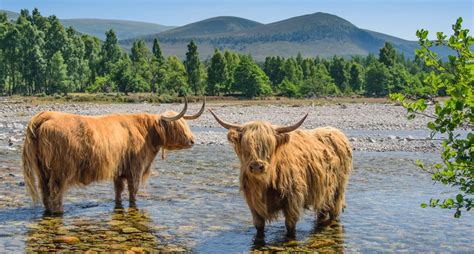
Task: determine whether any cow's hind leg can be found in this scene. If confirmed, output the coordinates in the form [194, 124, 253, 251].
[48, 178, 66, 214]
[127, 177, 139, 207]
[330, 185, 347, 221]
[114, 177, 126, 208]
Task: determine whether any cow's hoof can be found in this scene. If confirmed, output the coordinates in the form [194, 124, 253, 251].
[286, 231, 296, 239]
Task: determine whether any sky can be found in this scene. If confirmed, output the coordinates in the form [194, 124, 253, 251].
[1, 0, 472, 40]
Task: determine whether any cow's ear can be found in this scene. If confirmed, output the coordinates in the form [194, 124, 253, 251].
[227, 129, 241, 144]
[276, 133, 289, 146]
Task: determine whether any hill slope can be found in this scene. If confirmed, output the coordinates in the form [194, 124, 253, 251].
[60, 19, 175, 40]
[0, 10, 175, 40]
[122, 12, 430, 60]
[1, 10, 19, 20]
[157, 16, 262, 39]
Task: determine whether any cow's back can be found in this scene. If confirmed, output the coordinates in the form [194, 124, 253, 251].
[33, 111, 134, 185]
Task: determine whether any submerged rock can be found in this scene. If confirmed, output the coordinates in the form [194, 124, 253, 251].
[53, 236, 80, 244]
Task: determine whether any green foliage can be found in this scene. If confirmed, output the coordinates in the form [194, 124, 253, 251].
[379, 42, 397, 67]
[365, 61, 391, 96]
[329, 56, 349, 92]
[278, 78, 299, 97]
[47, 51, 69, 95]
[300, 64, 339, 97]
[349, 62, 364, 93]
[390, 18, 473, 217]
[207, 49, 228, 96]
[184, 40, 202, 95]
[234, 56, 272, 98]
[86, 75, 114, 93]
[98, 29, 121, 75]
[162, 56, 189, 96]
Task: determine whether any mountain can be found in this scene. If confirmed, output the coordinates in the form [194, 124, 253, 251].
[1, 10, 19, 20]
[122, 12, 438, 60]
[157, 16, 262, 39]
[0, 10, 175, 40]
[60, 19, 175, 40]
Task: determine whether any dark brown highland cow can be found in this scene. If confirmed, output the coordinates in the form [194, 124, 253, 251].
[210, 110, 352, 237]
[22, 98, 204, 214]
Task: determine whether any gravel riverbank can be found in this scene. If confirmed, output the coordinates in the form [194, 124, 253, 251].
[0, 101, 441, 153]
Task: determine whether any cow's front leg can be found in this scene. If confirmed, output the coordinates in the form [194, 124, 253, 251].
[114, 177, 125, 208]
[127, 177, 139, 207]
[283, 208, 298, 238]
[251, 209, 265, 238]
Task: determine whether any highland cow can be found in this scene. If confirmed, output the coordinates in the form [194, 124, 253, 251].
[210, 110, 352, 237]
[22, 98, 204, 214]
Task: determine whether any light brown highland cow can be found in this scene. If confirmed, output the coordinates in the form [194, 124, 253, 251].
[22, 98, 204, 214]
[210, 110, 352, 237]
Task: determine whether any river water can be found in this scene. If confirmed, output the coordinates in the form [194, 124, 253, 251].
[0, 142, 473, 252]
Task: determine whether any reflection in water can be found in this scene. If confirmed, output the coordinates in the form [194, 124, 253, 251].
[251, 221, 345, 252]
[25, 208, 184, 252]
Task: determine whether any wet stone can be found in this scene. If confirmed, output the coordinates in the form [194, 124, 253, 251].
[53, 236, 80, 244]
[121, 227, 141, 234]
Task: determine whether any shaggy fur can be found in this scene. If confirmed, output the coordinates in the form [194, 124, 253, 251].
[226, 121, 352, 237]
[22, 110, 195, 214]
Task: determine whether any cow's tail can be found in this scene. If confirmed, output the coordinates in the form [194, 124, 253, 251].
[22, 113, 46, 204]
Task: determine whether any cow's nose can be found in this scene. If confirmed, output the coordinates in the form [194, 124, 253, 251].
[189, 140, 195, 146]
[249, 162, 264, 173]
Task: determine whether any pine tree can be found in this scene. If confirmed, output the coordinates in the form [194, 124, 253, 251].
[365, 62, 391, 96]
[329, 56, 349, 92]
[152, 38, 164, 64]
[99, 29, 121, 76]
[207, 49, 227, 96]
[184, 40, 202, 95]
[47, 51, 69, 95]
[379, 42, 397, 67]
[349, 62, 363, 93]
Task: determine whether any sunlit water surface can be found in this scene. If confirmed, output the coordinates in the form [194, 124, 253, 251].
[0, 144, 472, 253]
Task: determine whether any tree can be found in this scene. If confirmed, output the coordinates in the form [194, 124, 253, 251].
[329, 56, 349, 92]
[278, 78, 299, 97]
[365, 62, 391, 96]
[349, 62, 364, 93]
[163, 56, 188, 96]
[47, 51, 69, 95]
[379, 42, 397, 67]
[130, 39, 152, 90]
[391, 18, 473, 217]
[152, 38, 164, 64]
[223, 50, 240, 94]
[233, 56, 272, 98]
[99, 29, 121, 76]
[207, 49, 228, 96]
[184, 40, 202, 95]
[112, 54, 147, 95]
[300, 64, 339, 97]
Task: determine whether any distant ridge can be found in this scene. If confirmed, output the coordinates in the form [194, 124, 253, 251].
[121, 12, 429, 59]
[0, 10, 175, 40]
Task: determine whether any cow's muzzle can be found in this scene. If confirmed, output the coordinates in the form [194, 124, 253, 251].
[249, 161, 265, 173]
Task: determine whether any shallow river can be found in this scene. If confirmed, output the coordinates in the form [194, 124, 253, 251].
[0, 143, 472, 252]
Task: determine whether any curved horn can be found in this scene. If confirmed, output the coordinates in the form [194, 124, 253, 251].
[183, 97, 206, 120]
[275, 113, 308, 133]
[209, 109, 241, 130]
[160, 97, 188, 122]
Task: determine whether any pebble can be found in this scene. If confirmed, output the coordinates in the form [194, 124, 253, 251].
[53, 236, 80, 244]
[121, 227, 141, 234]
